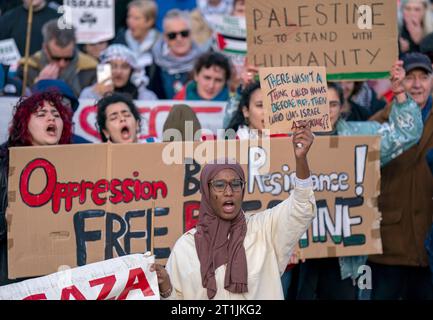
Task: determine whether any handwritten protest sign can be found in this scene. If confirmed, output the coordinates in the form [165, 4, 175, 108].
[0, 254, 159, 300]
[246, 0, 398, 81]
[259, 66, 330, 133]
[61, 0, 115, 44]
[7, 137, 381, 278]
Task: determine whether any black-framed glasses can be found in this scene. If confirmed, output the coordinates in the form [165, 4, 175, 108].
[46, 44, 74, 62]
[166, 30, 190, 40]
[209, 179, 245, 193]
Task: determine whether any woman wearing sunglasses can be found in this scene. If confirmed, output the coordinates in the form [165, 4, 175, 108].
[152, 9, 205, 99]
[150, 127, 316, 300]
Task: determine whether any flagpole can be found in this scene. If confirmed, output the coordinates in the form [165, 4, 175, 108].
[22, 0, 34, 96]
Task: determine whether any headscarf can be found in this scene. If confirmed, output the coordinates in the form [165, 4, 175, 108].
[99, 44, 149, 88]
[162, 104, 202, 142]
[194, 160, 248, 299]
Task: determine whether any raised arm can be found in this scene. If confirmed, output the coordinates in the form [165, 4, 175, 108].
[248, 127, 317, 273]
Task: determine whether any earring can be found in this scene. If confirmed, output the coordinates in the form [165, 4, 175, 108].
[245, 117, 250, 126]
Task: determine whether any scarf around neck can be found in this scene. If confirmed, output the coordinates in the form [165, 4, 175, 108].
[185, 81, 229, 101]
[152, 38, 204, 75]
[194, 160, 248, 299]
[125, 28, 159, 69]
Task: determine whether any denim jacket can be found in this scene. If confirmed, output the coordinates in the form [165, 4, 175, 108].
[337, 95, 423, 280]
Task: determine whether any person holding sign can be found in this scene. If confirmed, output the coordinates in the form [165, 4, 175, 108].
[0, 91, 73, 285]
[367, 52, 433, 300]
[150, 127, 316, 299]
[297, 60, 423, 300]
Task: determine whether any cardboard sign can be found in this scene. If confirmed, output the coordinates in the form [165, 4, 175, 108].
[0, 39, 21, 70]
[0, 98, 225, 144]
[259, 66, 330, 133]
[246, 0, 398, 81]
[7, 137, 381, 278]
[62, 0, 115, 44]
[0, 254, 159, 300]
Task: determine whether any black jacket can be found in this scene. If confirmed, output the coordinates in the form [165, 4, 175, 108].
[0, 4, 60, 56]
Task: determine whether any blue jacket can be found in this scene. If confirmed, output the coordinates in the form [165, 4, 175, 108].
[336, 95, 423, 280]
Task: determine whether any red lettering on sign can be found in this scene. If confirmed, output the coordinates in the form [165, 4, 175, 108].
[23, 293, 48, 300]
[20, 159, 168, 214]
[20, 158, 57, 208]
[78, 104, 223, 141]
[89, 275, 117, 300]
[184, 201, 200, 232]
[117, 268, 154, 300]
[60, 285, 87, 300]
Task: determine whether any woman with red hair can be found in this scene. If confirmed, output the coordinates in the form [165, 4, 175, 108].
[0, 91, 73, 285]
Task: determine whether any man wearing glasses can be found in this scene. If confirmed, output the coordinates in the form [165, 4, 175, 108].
[17, 19, 97, 96]
[152, 9, 205, 99]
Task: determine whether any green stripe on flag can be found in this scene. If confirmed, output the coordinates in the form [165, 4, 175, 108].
[327, 72, 390, 81]
[223, 48, 247, 55]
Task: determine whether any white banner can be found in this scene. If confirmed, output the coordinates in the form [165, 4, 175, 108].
[0, 254, 159, 300]
[62, 0, 115, 44]
[0, 98, 226, 144]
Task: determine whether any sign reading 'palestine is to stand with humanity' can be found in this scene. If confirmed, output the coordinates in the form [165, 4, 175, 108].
[246, 0, 398, 81]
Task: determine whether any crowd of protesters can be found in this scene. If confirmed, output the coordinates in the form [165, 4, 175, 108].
[0, 0, 432, 301]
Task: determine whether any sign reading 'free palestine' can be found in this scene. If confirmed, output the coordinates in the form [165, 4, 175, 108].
[259, 66, 331, 134]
